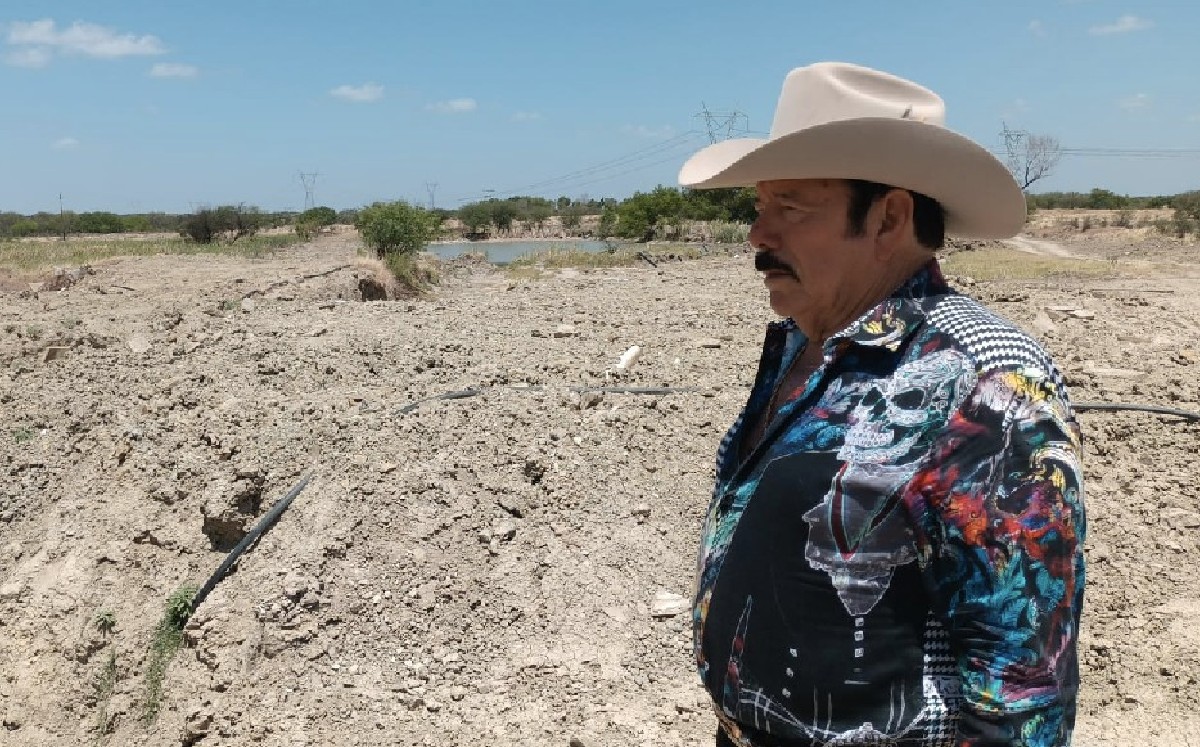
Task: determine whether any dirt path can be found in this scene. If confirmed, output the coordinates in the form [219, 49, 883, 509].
[0, 233, 1198, 746]
[1005, 235, 1074, 257]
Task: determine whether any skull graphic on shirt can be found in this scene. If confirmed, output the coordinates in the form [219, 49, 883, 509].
[803, 349, 975, 616]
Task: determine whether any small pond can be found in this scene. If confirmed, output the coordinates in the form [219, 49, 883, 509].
[424, 240, 623, 265]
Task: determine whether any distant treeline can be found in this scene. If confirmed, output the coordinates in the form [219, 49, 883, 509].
[0, 188, 755, 241]
[1026, 189, 1182, 210]
[0, 208, 359, 239]
[5, 186, 1196, 240]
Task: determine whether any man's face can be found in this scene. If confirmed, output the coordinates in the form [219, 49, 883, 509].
[748, 179, 877, 335]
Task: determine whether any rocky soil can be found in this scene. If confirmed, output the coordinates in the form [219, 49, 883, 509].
[0, 234, 1197, 746]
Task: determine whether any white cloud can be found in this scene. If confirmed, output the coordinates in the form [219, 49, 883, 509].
[621, 124, 675, 138]
[426, 98, 477, 113]
[52, 137, 79, 149]
[1119, 93, 1150, 110]
[1089, 15, 1153, 35]
[330, 83, 384, 103]
[511, 111, 542, 122]
[1029, 19, 1047, 37]
[4, 46, 51, 67]
[149, 62, 198, 78]
[4, 19, 165, 66]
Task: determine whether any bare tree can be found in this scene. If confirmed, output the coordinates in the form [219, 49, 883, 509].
[1000, 123, 1063, 190]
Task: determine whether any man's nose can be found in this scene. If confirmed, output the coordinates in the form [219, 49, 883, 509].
[749, 215, 775, 252]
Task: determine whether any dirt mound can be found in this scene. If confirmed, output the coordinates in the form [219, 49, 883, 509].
[0, 233, 1197, 745]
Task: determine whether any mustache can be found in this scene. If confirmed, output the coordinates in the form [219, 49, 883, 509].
[754, 252, 795, 276]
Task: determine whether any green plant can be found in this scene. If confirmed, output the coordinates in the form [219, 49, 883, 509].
[355, 201, 442, 258]
[382, 252, 439, 293]
[710, 221, 750, 244]
[94, 647, 118, 738]
[298, 206, 337, 226]
[294, 218, 319, 241]
[24, 324, 43, 340]
[95, 610, 117, 636]
[141, 584, 196, 724]
[12, 426, 34, 443]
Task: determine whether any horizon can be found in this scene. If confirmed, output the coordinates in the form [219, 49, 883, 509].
[3, 0, 1199, 215]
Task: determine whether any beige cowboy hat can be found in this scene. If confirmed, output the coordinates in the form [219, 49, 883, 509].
[678, 62, 1026, 239]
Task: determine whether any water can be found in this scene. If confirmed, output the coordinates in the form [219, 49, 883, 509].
[424, 239, 620, 265]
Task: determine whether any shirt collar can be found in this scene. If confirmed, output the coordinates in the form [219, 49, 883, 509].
[829, 258, 949, 352]
[766, 259, 950, 355]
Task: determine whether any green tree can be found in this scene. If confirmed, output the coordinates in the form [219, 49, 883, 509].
[355, 201, 442, 258]
[300, 206, 338, 226]
[457, 202, 493, 236]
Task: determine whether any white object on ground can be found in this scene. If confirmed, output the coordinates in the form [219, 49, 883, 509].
[615, 345, 642, 371]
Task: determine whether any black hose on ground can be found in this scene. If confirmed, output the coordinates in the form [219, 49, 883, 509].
[1075, 402, 1200, 422]
[397, 385, 701, 415]
[189, 474, 313, 617]
[397, 386, 1200, 424]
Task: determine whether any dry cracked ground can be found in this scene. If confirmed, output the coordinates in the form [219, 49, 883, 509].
[1, 231, 1198, 746]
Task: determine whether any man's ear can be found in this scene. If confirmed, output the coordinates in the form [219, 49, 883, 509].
[874, 189, 914, 257]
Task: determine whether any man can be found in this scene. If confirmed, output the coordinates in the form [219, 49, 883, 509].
[678, 62, 1086, 747]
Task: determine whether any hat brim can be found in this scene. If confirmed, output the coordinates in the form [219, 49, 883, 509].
[678, 118, 1026, 239]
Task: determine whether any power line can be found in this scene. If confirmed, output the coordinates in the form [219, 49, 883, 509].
[298, 171, 320, 210]
[695, 102, 749, 143]
[450, 130, 708, 203]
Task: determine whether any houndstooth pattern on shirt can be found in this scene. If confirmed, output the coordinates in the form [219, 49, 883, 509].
[927, 294, 1073, 428]
[920, 614, 961, 747]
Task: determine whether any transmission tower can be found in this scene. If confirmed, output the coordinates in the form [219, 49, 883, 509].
[425, 181, 439, 210]
[298, 171, 320, 210]
[694, 102, 749, 143]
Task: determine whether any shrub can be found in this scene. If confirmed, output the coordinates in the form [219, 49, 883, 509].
[382, 251, 439, 292]
[299, 206, 337, 226]
[710, 221, 750, 244]
[181, 204, 262, 244]
[294, 218, 319, 241]
[355, 201, 441, 258]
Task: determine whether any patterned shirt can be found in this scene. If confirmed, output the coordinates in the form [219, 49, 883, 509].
[696, 260, 1086, 747]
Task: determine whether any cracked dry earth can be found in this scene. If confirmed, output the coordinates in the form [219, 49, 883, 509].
[1, 233, 1198, 746]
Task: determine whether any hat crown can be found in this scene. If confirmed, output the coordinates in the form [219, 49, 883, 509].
[770, 62, 946, 139]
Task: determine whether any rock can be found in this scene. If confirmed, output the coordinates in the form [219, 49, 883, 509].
[552, 324, 579, 338]
[569, 738, 588, 747]
[631, 503, 652, 519]
[127, 334, 151, 354]
[1030, 311, 1056, 336]
[0, 581, 24, 600]
[693, 337, 723, 349]
[448, 686, 468, 702]
[1162, 509, 1200, 530]
[492, 520, 517, 542]
[651, 591, 689, 618]
[1067, 308, 1095, 319]
[240, 298, 255, 313]
[602, 606, 629, 624]
[42, 346, 69, 362]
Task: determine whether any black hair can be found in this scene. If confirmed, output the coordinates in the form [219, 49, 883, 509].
[845, 179, 945, 250]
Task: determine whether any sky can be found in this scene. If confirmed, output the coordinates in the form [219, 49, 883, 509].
[1, 0, 1198, 215]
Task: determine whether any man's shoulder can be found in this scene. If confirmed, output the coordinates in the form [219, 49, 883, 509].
[916, 291, 1064, 385]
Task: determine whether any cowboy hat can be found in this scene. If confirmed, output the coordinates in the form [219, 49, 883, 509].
[678, 62, 1026, 239]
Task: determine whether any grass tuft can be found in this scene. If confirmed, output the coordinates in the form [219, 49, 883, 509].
[0, 234, 303, 271]
[141, 584, 197, 724]
[941, 247, 1125, 282]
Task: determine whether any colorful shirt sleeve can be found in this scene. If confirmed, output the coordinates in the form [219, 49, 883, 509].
[902, 368, 1086, 747]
